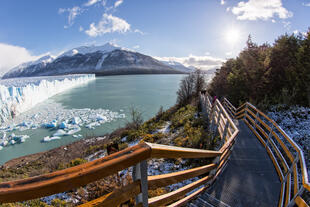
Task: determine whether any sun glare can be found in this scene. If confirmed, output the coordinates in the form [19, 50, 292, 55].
[225, 28, 240, 45]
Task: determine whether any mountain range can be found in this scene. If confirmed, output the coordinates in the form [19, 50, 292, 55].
[2, 43, 195, 79]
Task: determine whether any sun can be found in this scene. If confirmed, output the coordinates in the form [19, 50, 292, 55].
[225, 28, 240, 45]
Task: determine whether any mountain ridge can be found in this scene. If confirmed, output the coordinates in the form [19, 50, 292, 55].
[2, 43, 193, 79]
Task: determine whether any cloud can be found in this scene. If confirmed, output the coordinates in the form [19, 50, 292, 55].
[79, 26, 84, 31]
[59, 6, 83, 27]
[221, 0, 225, 5]
[133, 45, 140, 49]
[231, 0, 293, 21]
[134, 29, 145, 35]
[84, 0, 101, 6]
[85, 13, 130, 37]
[155, 55, 225, 70]
[302, 2, 310, 6]
[114, 0, 123, 8]
[0, 43, 41, 76]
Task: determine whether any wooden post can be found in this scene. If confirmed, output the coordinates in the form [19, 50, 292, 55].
[133, 160, 148, 207]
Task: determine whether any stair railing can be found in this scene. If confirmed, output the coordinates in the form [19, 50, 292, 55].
[223, 98, 310, 207]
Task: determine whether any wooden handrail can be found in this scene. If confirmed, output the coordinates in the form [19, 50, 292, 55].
[145, 142, 222, 159]
[0, 143, 152, 203]
[148, 175, 213, 207]
[148, 163, 216, 189]
[78, 180, 141, 207]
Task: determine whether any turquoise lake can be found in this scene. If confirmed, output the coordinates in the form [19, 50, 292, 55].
[0, 74, 212, 165]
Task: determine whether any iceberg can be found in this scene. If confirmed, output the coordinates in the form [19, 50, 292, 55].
[44, 120, 57, 128]
[59, 121, 68, 129]
[0, 74, 95, 124]
[53, 129, 67, 137]
[43, 136, 61, 142]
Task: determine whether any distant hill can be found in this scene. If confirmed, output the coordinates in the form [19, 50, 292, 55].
[2, 43, 194, 79]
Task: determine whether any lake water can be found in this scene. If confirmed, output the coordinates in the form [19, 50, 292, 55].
[0, 74, 212, 165]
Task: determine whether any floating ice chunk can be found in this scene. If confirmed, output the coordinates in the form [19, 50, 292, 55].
[96, 114, 107, 122]
[72, 134, 82, 138]
[0, 146, 3, 150]
[53, 129, 67, 136]
[59, 121, 68, 129]
[66, 126, 81, 135]
[85, 122, 100, 129]
[2, 140, 8, 147]
[44, 120, 57, 128]
[71, 117, 81, 125]
[10, 140, 16, 145]
[43, 136, 61, 142]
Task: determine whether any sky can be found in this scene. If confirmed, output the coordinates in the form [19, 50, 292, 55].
[0, 0, 309, 75]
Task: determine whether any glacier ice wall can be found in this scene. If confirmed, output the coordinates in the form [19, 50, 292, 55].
[0, 74, 95, 123]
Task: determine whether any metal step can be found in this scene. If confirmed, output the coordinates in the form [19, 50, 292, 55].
[190, 193, 231, 207]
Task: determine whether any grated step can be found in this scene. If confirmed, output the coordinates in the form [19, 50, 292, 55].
[199, 193, 231, 207]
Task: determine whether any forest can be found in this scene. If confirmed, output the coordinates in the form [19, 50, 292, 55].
[208, 29, 310, 108]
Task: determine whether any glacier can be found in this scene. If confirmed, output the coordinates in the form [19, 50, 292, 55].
[0, 74, 95, 123]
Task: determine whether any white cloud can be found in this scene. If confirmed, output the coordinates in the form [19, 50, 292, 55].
[225, 51, 233, 56]
[155, 55, 225, 70]
[0, 43, 41, 76]
[133, 45, 140, 49]
[302, 2, 310, 6]
[231, 0, 293, 21]
[221, 0, 225, 5]
[114, 0, 123, 8]
[134, 29, 145, 35]
[84, 0, 101, 6]
[85, 13, 130, 37]
[59, 6, 83, 27]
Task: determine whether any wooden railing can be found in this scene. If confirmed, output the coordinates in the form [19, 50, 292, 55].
[0, 94, 238, 207]
[223, 98, 310, 207]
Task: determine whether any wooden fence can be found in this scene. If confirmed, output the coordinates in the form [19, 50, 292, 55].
[0, 94, 238, 207]
[223, 98, 310, 207]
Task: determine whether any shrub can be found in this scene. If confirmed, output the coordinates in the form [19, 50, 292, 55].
[69, 158, 87, 167]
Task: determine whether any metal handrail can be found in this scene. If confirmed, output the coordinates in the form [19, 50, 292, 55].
[223, 98, 310, 207]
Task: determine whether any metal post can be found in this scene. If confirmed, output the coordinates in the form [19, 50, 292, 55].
[212, 107, 222, 139]
[222, 119, 229, 141]
[133, 160, 148, 207]
[265, 125, 274, 148]
[254, 112, 259, 129]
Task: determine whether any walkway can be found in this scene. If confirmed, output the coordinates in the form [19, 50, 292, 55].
[190, 120, 281, 207]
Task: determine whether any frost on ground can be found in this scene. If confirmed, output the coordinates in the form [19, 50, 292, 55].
[268, 105, 310, 176]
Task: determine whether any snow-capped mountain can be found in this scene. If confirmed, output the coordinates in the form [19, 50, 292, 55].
[58, 43, 121, 58]
[159, 60, 196, 73]
[2, 43, 191, 79]
[6, 55, 54, 77]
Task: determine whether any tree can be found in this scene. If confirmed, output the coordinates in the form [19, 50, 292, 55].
[176, 70, 206, 107]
